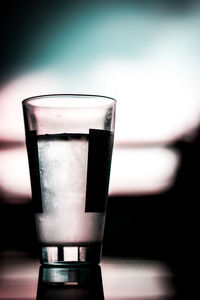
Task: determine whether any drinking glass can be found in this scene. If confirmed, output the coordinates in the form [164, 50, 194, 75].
[22, 94, 116, 264]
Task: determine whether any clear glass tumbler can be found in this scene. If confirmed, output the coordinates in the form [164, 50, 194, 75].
[22, 94, 116, 265]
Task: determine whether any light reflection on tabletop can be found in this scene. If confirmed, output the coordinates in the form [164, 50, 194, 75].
[0, 251, 174, 300]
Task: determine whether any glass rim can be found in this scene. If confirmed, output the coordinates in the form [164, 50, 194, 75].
[22, 93, 116, 108]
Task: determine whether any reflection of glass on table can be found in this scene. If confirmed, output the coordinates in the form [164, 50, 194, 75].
[0, 252, 175, 300]
[36, 265, 104, 300]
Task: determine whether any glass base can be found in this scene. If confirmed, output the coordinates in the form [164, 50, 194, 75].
[41, 244, 102, 265]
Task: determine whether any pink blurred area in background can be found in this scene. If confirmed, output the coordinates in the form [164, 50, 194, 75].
[1, 1, 200, 202]
[0, 68, 199, 201]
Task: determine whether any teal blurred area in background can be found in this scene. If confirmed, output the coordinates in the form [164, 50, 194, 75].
[1, 0, 200, 80]
[0, 0, 200, 141]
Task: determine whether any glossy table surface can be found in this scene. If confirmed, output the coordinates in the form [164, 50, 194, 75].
[0, 251, 175, 300]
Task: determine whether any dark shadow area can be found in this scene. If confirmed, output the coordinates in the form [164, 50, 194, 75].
[0, 201, 38, 256]
[103, 129, 199, 299]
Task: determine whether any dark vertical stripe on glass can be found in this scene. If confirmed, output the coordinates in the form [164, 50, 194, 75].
[85, 129, 114, 213]
[26, 130, 43, 213]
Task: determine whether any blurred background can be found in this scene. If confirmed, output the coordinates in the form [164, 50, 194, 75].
[0, 0, 199, 298]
